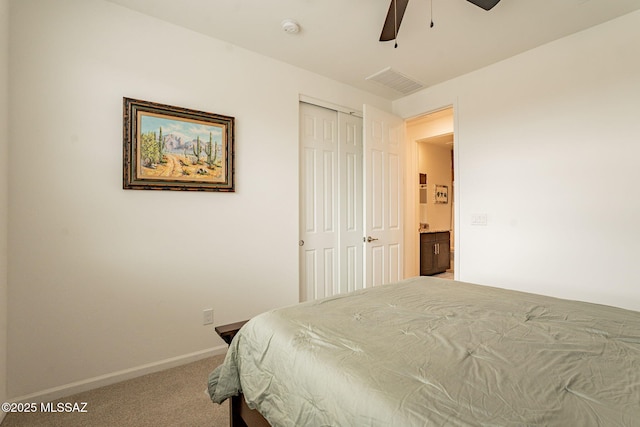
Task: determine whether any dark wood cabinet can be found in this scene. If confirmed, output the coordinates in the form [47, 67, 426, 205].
[420, 231, 450, 276]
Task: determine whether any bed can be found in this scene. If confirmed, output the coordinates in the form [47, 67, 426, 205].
[208, 276, 640, 426]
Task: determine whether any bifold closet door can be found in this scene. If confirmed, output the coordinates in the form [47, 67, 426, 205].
[299, 102, 363, 301]
[338, 111, 363, 295]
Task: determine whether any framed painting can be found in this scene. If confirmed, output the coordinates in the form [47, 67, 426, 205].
[434, 184, 448, 204]
[123, 97, 235, 192]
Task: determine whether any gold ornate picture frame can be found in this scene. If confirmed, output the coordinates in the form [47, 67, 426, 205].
[123, 98, 235, 192]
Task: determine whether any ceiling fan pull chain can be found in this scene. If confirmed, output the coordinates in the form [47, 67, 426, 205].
[394, 0, 399, 48]
[430, 0, 435, 28]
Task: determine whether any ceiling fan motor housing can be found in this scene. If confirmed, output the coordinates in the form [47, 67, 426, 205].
[466, 0, 501, 11]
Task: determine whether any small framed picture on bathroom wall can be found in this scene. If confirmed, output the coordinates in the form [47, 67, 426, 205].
[435, 185, 448, 204]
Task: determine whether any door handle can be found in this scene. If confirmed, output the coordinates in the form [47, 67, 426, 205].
[366, 236, 379, 243]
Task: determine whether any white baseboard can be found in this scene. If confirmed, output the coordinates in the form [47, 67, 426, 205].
[11, 345, 227, 404]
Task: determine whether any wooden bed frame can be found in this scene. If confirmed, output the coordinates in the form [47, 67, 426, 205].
[216, 321, 270, 427]
[229, 394, 270, 427]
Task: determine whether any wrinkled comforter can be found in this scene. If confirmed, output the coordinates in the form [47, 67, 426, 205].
[208, 276, 640, 426]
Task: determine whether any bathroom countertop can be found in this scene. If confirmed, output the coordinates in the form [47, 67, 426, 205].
[419, 229, 451, 234]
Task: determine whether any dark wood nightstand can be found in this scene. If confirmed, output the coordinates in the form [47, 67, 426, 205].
[215, 320, 249, 345]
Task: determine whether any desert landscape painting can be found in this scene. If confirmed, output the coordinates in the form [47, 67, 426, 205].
[136, 112, 226, 183]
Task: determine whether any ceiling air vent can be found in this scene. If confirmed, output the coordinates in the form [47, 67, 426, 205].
[365, 67, 424, 95]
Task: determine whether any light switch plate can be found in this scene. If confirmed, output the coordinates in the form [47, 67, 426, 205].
[203, 308, 214, 325]
[471, 213, 488, 226]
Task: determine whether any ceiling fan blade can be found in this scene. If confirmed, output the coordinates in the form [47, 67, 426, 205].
[466, 0, 501, 11]
[379, 0, 410, 42]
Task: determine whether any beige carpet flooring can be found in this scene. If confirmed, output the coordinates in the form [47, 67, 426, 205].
[1, 354, 229, 427]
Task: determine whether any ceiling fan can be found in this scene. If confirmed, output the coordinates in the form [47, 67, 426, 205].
[380, 0, 501, 43]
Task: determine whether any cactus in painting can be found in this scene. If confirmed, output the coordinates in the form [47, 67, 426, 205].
[205, 132, 218, 168]
[192, 136, 202, 164]
[204, 133, 212, 163]
[158, 127, 165, 163]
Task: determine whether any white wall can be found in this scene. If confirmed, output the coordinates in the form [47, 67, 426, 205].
[7, 0, 389, 399]
[0, 0, 9, 418]
[395, 10, 640, 312]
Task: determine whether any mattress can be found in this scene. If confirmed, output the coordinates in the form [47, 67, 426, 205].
[208, 276, 640, 426]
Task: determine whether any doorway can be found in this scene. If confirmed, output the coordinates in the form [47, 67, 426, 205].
[405, 107, 455, 279]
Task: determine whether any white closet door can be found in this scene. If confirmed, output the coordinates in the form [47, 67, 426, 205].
[299, 102, 363, 301]
[363, 104, 404, 287]
[339, 112, 363, 294]
[299, 103, 339, 301]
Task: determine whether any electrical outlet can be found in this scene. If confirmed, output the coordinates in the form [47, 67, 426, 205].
[203, 308, 214, 325]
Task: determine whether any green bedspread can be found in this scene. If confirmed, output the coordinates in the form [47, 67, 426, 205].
[208, 276, 640, 426]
